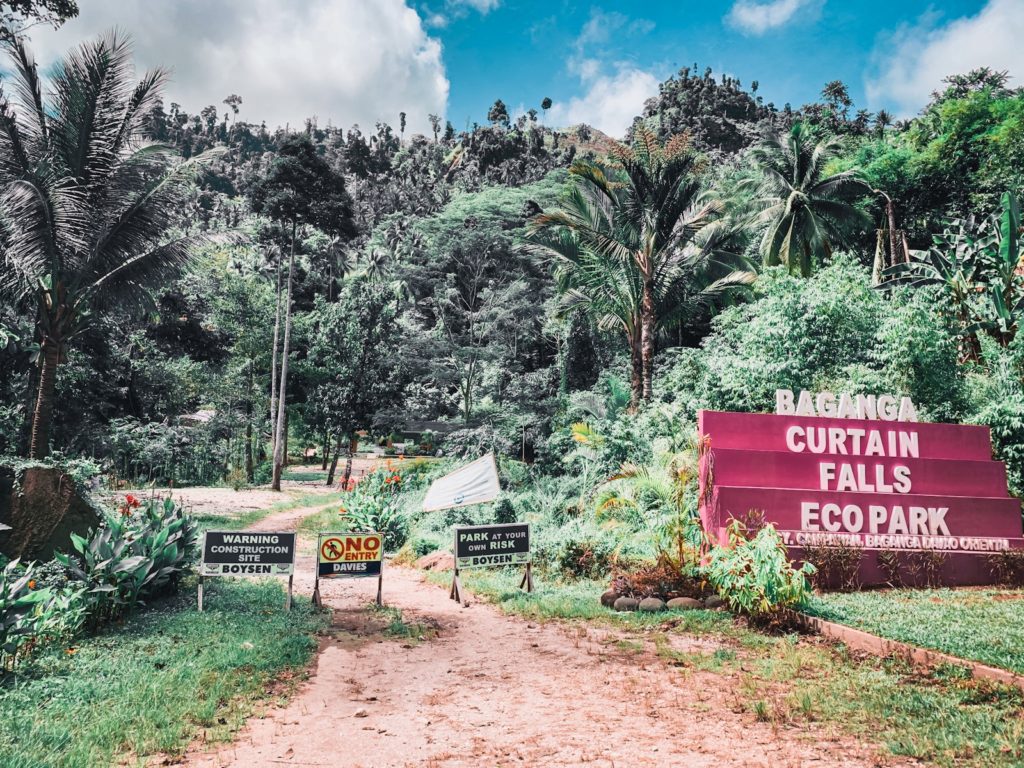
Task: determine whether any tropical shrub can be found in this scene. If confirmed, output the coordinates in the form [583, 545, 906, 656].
[337, 464, 413, 551]
[0, 560, 86, 669]
[704, 521, 815, 623]
[56, 497, 198, 626]
[610, 557, 712, 601]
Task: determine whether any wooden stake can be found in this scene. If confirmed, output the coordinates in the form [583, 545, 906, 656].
[376, 564, 383, 606]
[450, 567, 463, 603]
[286, 573, 293, 611]
[519, 562, 534, 593]
[198, 575, 205, 612]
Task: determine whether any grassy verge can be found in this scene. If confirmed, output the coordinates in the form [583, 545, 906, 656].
[429, 568, 738, 634]
[805, 587, 1024, 674]
[426, 568, 1024, 767]
[295, 499, 351, 536]
[191, 490, 344, 532]
[0, 578, 327, 768]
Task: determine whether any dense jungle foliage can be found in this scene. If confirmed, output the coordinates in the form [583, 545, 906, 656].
[1, 33, 1023, 536]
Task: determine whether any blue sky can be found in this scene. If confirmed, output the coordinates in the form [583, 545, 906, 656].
[27, 0, 1024, 137]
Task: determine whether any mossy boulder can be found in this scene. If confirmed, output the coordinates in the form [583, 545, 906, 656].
[0, 463, 103, 561]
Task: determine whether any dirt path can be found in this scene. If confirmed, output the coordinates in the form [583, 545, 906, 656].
[183, 504, 908, 768]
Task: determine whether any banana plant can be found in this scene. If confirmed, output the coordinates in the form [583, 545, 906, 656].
[884, 191, 1024, 352]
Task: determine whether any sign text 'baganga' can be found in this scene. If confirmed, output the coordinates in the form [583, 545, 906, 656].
[776, 388, 918, 422]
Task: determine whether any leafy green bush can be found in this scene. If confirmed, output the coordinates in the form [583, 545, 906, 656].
[0, 559, 85, 669]
[56, 497, 198, 627]
[704, 521, 815, 622]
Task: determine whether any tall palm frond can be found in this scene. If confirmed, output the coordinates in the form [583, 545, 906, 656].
[0, 32, 233, 458]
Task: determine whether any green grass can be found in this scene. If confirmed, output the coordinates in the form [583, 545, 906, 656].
[296, 500, 353, 536]
[425, 568, 1024, 767]
[0, 579, 328, 768]
[191, 490, 344, 533]
[428, 568, 740, 634]
[805, 588, 1024, 674]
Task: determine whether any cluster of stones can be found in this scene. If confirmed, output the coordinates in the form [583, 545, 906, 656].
[600, 590, 727, 612]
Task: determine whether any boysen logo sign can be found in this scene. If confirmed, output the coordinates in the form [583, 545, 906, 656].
[450, 523, 533, 602]
[313, 532, 384, 607]
[199, 531, 297, 610]
[698, 390, 1024, 586]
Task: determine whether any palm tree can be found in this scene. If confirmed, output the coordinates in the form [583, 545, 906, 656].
[524, 129, 754, 404]
[0, 33, 226, 459]
[745, 122, 870, 277]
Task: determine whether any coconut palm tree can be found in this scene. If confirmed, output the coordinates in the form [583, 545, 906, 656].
[0, 33, 227, 458]
[745, 122, 870, 277]
[524, 129, 754, 404]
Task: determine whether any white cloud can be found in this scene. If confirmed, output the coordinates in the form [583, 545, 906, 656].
[726, 0, 819, 36]
[448, 0, 500, 13]
[865, 0, 1024, 116]
[547, 66, 660, 138]
[26, 0, 449, 134]
[546, 10, 660, 138]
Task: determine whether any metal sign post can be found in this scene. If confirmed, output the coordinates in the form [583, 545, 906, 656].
[198, 531, 297, 612]
[314, 532, 385, 607]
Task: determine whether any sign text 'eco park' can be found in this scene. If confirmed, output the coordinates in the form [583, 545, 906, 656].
[698, 389, 1024, 585]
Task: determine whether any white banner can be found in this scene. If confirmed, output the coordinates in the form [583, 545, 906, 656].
[422, 453, 501, 512]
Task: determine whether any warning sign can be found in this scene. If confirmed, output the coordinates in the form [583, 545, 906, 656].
[316, 532, 383, 578]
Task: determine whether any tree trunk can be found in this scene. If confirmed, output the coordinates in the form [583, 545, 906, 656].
[326, 430, 344, 486]
[245, 363, 254, 483]
[271, 222, 297, 491]
[269, 255, 283, 457]
[886, 197, 900, 271]
[29, 342, 61, 460]
[629, 328, 643, 411]
[283, 409, 290, 467]
[640, 275, 656, 402]
[341, 437, 356, 488]
[321, 426, 330, 471]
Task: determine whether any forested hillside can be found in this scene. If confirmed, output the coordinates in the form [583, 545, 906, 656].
[2, 32, 1023, 496]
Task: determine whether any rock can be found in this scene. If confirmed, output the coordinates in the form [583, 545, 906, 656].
[600, 590, 620, 608]
[638, 597, 667, 612]
[613, 597, 639, 612]
[354, 708, 368, 718]
[414, 551, 454, 572]
[667, 597, 704, 610]
[0, 464, 102, 561]
[704, 595, 727, 610]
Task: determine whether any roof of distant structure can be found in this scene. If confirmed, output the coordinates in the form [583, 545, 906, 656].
[400, 420, 459, 435]
[179, 409, 216, 425]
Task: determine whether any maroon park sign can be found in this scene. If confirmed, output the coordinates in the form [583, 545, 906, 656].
[698, 390, 1024, 586]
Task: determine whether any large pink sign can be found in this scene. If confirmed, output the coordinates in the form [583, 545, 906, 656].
[698, 408, 1024, 586]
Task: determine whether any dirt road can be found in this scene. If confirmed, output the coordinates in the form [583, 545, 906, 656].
[183, 500, 905, 768]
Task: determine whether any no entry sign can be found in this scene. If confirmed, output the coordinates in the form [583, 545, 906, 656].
[313, 532, 384, 607]
[450, 523, 533, 602]
[199, 531, 297, 611]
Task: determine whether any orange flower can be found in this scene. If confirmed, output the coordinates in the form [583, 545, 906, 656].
[65, 647, 77, 655]
[28, 580, 36, 589]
